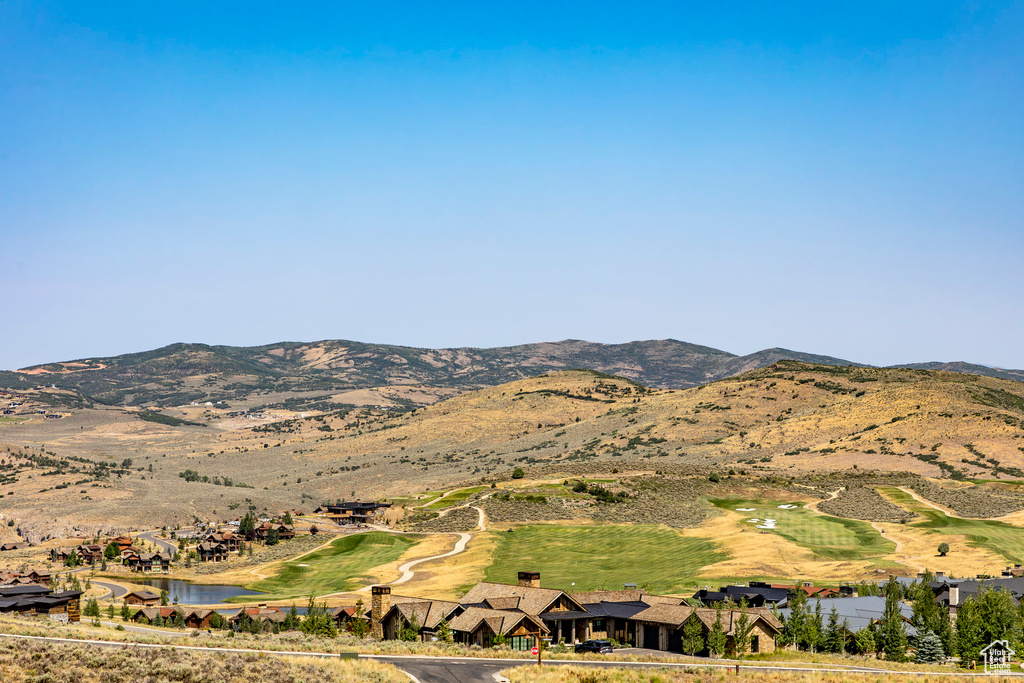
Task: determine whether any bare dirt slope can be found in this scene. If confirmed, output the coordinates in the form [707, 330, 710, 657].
[1, 363, 1023, 536]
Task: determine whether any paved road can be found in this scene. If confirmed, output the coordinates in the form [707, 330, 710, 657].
[2, 633, 1020, 682]
[138, 531, 177, 554]
[91, 580, 127, 599]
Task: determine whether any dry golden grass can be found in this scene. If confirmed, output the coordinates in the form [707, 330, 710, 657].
[399, 530, 499, 599]
[500, 664, 1019, 682]
[3, 364, 1024, 547]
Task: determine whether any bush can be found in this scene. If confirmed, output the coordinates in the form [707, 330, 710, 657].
[708, 473, 720, 483]
[938, 542, 949, 556]
[512, 468, 525, 479]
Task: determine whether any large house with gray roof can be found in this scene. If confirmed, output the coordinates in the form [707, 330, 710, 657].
[371, 571, 782, 654]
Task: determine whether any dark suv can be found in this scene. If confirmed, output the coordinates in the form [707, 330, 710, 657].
[574, 639, 613, 654]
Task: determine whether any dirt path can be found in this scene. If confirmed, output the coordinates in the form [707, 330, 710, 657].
[347, 503, 489, 593]
[804, 488, 842, 514]
[891, 487, 962, 518]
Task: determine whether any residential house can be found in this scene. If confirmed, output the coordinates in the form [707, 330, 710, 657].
[332, 605, 369, 630]
[313, 502, 391, 526]
[197, 541, 228, 563]
[126, 551, 171, 573]
[370, 572, 782, 655]
[254, 523, 295, 541]
[131, 606, 184, 624]
[0, 584, 82, 622]
[123, 590, 161, 606]
[183, 608, 216, 629]
[228, 604, 287, 627]
[778, 595, 916, 647]
[1, 571, 50, 587]
[205, 532, 241, 552]
[110, 536, 134, 553]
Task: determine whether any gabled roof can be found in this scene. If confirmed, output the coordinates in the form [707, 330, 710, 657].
[570, 589, 646, 604]
[387, 599, 461, 629]
[483, 597, 521, 611]
[447, 606, 548, 636]
[461, 582, 584, 616]
[124, 590, 160, 600]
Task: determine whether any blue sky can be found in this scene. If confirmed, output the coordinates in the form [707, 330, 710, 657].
[2, 2, 1022, 370]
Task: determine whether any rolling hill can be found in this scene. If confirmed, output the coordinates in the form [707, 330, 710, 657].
[3, 361, 1024, 536]
[0, 338, 870, 409]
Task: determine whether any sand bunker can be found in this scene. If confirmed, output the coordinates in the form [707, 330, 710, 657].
[778, 504, 799, 509]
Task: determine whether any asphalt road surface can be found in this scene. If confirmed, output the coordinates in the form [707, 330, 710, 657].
[138, 531, 177, 554]
[90, 580, 127, 599]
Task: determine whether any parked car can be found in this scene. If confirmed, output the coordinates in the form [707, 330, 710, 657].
[574, 639, 613, 654]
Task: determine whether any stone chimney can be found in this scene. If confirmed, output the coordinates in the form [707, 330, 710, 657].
[949, 584, 959, 606]
[518, 571, 540, 588]
[371, 585, 391, 639]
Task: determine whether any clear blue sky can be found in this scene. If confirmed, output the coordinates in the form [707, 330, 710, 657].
[2, 2, 1022, 370]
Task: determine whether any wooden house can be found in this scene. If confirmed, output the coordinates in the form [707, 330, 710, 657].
[77, 544, 104, 564]
[197, 542, 228, 562]
[313, 502, 391, 526]
[228, 604, 287, 627]
[368, 572, 782, 655]
[124, 590, 161, 606]
[183, 608, 216, 629]
[206, 532, 241, 552]
[379, 598, 461, 641]
[126, 552, 171, 573]
[448, 606, 548, 648]
[254, 523, 295, 541]
[131, 606, 184, 624]
[0, 585, 82, 622]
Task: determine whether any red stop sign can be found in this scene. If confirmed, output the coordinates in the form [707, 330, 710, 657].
[531, 647, 539, 655]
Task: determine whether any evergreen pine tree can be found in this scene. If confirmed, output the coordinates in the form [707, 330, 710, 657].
[854, 627, 875, 655]
[881, 577, 908, 661]
[915, 630, 945, 663]
[781, 588, 806, 649]
[284, 603, 299, 630]
[121, 603, 130, 621]
[708, 605, 727, 658]
[437, 617, 453, 644]
[734, 600, 754, 657]
[824, 606, 841, 653]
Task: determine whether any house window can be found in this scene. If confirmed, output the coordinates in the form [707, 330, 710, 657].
[592, 619, 605, 631]
[751, 635, 759, 654]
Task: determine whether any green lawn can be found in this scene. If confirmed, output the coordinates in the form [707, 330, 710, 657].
[878, 486, 1024, 564]
[710, 498, 895, 562]
[425, 486, 488, 510]
[484, 524, 725, 593]
[236, 532, 418, 602]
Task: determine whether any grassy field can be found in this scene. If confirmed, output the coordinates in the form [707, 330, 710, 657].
[425, 486, 489, 509]
[878, 486, 1024, 564]
[710, 499, 895, 561]
[484, 524, 724, 593]
[238, 532, 418, 601]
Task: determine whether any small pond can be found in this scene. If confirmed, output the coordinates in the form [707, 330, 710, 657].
[133, 578, 264, 605]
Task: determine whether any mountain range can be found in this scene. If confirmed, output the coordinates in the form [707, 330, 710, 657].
[1, 338, 1022, 409]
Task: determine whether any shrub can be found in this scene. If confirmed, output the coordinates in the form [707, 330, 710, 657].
[512, 467, 525, 479]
